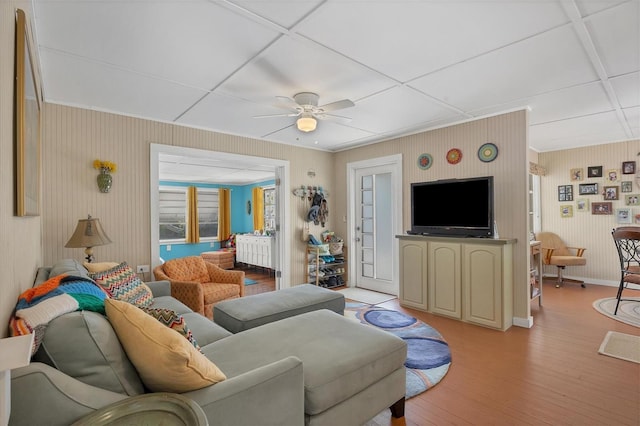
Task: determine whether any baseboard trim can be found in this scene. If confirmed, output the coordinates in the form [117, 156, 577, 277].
[513, 316, 533, 328]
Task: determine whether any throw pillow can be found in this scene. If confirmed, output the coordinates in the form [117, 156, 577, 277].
[90, 262, 153, 308]
[141, 307, 201, 351]
[105, 299, 226, 393]
[83, 261, 119, 273]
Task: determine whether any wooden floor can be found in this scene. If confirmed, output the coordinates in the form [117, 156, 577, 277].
[237, 272, 639, 425]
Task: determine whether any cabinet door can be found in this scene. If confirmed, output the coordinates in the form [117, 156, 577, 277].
[428, 242, 461, 319]
[463, 244, 503, 328]
[398, 240, 428, 310]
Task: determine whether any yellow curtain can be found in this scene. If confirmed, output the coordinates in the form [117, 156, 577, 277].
[186, 186, 199, 243]
[252, 187, 264, 232]
[217, 188, 231, 242]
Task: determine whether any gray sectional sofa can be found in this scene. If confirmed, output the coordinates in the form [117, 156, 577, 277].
[10, 259, 407, 426]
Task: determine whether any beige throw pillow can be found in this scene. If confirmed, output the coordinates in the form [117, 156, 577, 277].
[105, 299, 226, 392]
[83, 261, 120, 273]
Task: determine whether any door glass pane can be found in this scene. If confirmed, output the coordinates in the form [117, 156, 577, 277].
[362, 263, 374, 277]
[362, 219, 373, 233]
[362, 189, 373, 205]
[362, 234, 374, 247]
[362, 205, 373, 218]
[362, 249, 373, 263]
[362, 175, 373, 190]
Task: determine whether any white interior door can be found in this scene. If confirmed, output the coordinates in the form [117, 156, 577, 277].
[352, 159, 400, 295]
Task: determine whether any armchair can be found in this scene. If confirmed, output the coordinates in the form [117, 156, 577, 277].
[535, 232, 587, 288]
[153, 256, 244, 319]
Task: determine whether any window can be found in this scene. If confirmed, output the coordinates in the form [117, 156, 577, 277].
[159, 187, 219, 242]
[159, 188, 186, 241]
[197, 189, 218, 239]
[264, 186, 276, 231]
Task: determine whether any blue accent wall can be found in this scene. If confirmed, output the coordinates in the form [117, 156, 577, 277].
[159, 179, 275, 261]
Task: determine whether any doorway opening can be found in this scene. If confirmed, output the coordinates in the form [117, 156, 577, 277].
[150, 144, 290, 290]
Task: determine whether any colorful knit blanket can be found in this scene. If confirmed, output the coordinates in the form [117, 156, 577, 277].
[9, 274, 108, 354]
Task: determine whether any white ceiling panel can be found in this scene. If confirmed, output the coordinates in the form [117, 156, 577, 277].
[575, 0, 629, 17]
[585, 1, 640, 77]
[35, 0, 280, 89]
[410, 25, 598, 112]
[216, 36, 395, 103]
[348, 86, 460, 134]
[610, 72, 640, 109]
[41, 50, 208, 121]
[228, 0, 323, 29]
[177, 92, 296, 141]
[530, 111, 628, 152]
[297, 0, 569, 82]
[623, 106, 640, 136]
[266, 120, 375, 151]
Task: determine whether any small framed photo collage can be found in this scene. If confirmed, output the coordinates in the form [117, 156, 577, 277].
[560, 161, 638, 223]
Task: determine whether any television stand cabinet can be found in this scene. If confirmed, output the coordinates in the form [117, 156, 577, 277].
[396, 234, 516, 331]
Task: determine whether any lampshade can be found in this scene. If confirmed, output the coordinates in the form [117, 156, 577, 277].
[296, 115, 317, 132]
[65, 215, 112, 262]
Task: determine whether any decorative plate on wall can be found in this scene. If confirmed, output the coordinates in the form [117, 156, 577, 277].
[478, 143, 498, 162]
[417, 153, 433, 170]
[446, 148, 462, 165]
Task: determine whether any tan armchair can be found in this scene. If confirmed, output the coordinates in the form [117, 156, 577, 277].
[535, 232, 587, 288]
[153, 256, 244, 319]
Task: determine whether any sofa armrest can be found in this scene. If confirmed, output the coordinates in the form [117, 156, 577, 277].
[184, 356, 304, 426]
[11, 362, 128, 426]
[145, 280, 171, 297]
[205, 262, 245, 297]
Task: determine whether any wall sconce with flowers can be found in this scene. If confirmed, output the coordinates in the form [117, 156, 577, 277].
[93, 159, 117, 193]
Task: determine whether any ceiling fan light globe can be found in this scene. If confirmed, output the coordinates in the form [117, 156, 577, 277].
[297, 116, 317, 132]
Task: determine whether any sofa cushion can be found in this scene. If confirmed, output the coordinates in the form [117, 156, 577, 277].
[149, 295, 193, 314]
[141, 307, 201, 351]
[83, 261, 120, 273]
[33, 310, 144, 396]
[90, 262, 153, 308]
[105, 299, 226, 393]
[49, 259, 90, 280]
[162, 256, 209, 283]
[181, 313, 232, 347]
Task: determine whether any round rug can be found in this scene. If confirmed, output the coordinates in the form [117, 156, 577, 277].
[592, 297, 640, 328]
[346, 303, 451, 399]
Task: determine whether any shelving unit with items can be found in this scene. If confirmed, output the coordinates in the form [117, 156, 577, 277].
[305, 245, 348, 289]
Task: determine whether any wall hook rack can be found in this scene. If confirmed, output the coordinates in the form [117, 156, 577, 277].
[292, 185, 328, 200]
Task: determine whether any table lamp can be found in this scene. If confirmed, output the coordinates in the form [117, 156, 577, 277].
[65, 215, 112, 263]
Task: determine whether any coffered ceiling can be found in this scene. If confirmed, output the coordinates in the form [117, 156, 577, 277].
[32, 0, 639, 153]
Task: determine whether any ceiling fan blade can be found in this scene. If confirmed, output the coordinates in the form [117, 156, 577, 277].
[275, 96, 302, 109]
[253, 112, 301, 119]
[317, 99, 355, 113]
[315, 112, 352, 123]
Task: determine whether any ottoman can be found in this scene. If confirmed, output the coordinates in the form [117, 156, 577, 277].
[204, 309, 407, 426]
[201, 250, 235, 269]
[213, 284, 345, 333]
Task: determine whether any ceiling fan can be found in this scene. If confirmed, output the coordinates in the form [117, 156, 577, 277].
[255, 92, 355, 132]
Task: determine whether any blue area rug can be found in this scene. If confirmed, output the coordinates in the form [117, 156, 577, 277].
[244, 278, 258, 285]
[345, 302, 451, 399]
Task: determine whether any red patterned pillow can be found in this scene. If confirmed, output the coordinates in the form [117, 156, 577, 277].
[141, 307, 200, 351]
[90, 262, 153, 308]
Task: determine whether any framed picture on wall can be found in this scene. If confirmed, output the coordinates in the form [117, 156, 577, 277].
[607, 169, 619, 182]
[576, 198, 589, 212]
[621, 181, 633, 192]
[592, 202, 613, 215]
[625, 194, 640, 206]
[558, 185, 573, 201]
[560, 205, 573, 218]
[622, 161, 636, 174]
[588, 166, 602, 178]
[616, 208, 632, 224]
[603, 186, 619, 200]
[579, 183, 598, 195]
[570, 168, 583, 181]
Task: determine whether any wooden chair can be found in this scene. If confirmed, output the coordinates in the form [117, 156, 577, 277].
[153, 256, 244, 319]
[535, 232, 587, 288]
[611, 226, 640, 315]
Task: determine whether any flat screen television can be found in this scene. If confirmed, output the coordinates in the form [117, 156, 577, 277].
[410, 176, 494, 238]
